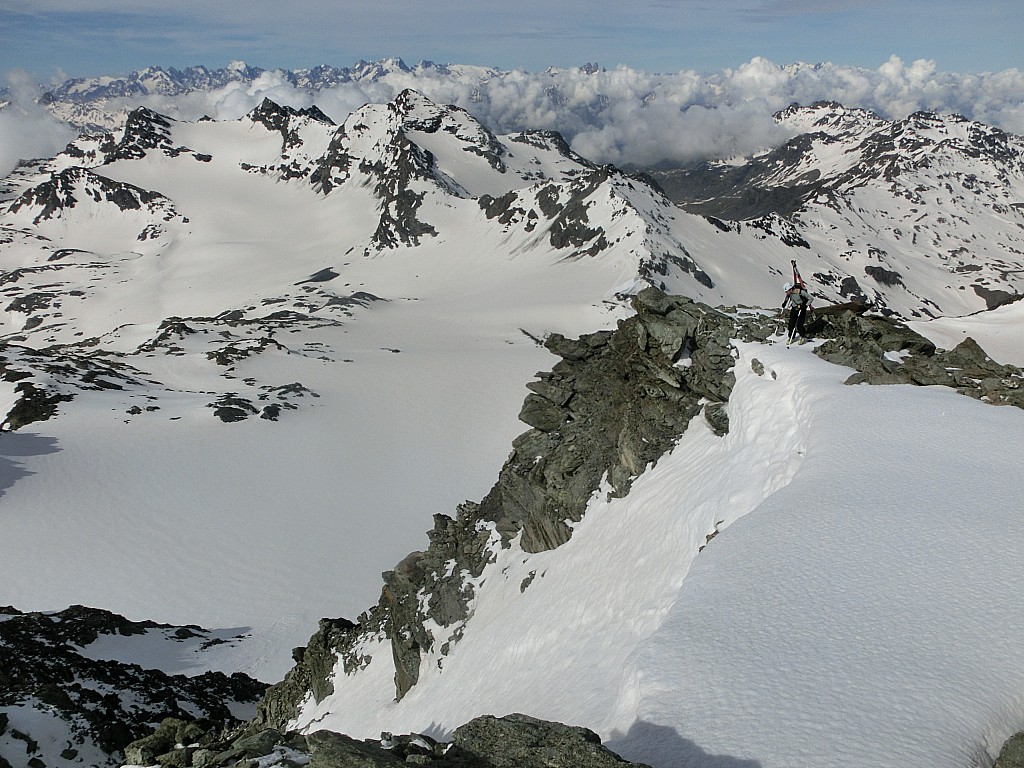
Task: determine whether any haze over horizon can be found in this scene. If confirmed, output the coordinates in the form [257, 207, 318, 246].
[1, 0, 1021, 82]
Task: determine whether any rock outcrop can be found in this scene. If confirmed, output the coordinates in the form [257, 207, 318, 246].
[806, 307, 1024, 407]
[254, 287, 746, 715]
[0, 606, 266, 768]
[7, 296, 1023, 768]
[118, 713, 649, 768]
[995, 733, 1024, 768]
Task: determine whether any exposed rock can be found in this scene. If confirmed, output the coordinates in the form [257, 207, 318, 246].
[104, 107, 178, 162]
[446, 713, 646, 768]
[309, 288, 740, 702]
[995, 732, 1024, 768]
[7, 167, 179, 225]
[119, 714, 648, 768]
[0, 379, 74, 430]
[0, 606, 265, 767]
[809, 309, 1024, 407]
[306, 730, 406, 768]
[248, 617, 358, 736]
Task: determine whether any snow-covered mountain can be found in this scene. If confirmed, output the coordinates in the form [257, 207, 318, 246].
[0, 88, 763, 688]
[39, 59, 451, 105]
[28, 59, 499, 136]
[653, 100, 1024, 316]
[3, 87, 1024, 768]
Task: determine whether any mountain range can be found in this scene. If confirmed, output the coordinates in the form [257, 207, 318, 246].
[2, 74, 1024, 768]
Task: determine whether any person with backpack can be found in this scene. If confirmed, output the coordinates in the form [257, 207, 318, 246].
[782, 260, 812, 344]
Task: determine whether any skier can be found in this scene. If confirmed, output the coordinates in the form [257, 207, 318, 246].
[782, 260, 812, 344]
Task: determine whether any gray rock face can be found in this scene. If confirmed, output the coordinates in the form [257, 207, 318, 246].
[247, 617, 357, 736]
[446, 714, 645, 768]
[251, 287, 742, 714]
[809, 308, 1024, 407]
[379, 289, 739, 700]
[996, 733, 1024, 768]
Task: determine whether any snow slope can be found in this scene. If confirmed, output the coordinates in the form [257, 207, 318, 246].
[294, 336, 1024, 768]
[909, 299, 1024, 367]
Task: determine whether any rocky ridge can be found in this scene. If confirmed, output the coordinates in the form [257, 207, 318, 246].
[7, 167, 180, 230]
[248, 289, 1024, 729]
[651, 101, 1024, 316]
[116, 712, 648, 768]
[1, 92, 727, 435]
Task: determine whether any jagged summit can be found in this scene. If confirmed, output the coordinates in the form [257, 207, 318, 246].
[247, 97, 335, 129]
[650, 101, 1024, 316]
[7, 165, 181, 233]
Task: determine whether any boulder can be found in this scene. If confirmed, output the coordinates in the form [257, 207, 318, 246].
[995, 732, 1024, 768]
[445, 713, 648, 768]
[306, 730, 404, 768]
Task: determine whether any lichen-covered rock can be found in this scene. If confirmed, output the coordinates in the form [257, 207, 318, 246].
[995, 732, 1024, 768]
[445, 714, 648, 768]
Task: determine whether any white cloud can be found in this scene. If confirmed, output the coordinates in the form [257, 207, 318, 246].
[0, 71, 77, 177]
[10, 56, 1024, 172]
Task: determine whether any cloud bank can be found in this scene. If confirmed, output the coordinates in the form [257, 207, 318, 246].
[5, 56, 1024, 173]
[142, 56, 1024, 168]
[0, 71, 77, 178]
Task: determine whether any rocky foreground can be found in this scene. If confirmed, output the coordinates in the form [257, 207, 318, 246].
[119, 713, 647, 768]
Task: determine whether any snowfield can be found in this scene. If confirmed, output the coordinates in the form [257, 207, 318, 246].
[3, 89, 1024, 768]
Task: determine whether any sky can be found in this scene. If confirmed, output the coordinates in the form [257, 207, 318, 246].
[0, 0, 1021, 82]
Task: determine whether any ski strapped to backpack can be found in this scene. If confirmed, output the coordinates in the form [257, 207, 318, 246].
[791, 259, 806, 289]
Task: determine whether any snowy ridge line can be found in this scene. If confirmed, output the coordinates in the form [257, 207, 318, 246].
[615, 340, 1024, 768]
[288, 319, 818, 741]
[256, 296, 1024, 768]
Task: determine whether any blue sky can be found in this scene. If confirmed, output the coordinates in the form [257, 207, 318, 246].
[1, 0, 1021, 82]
